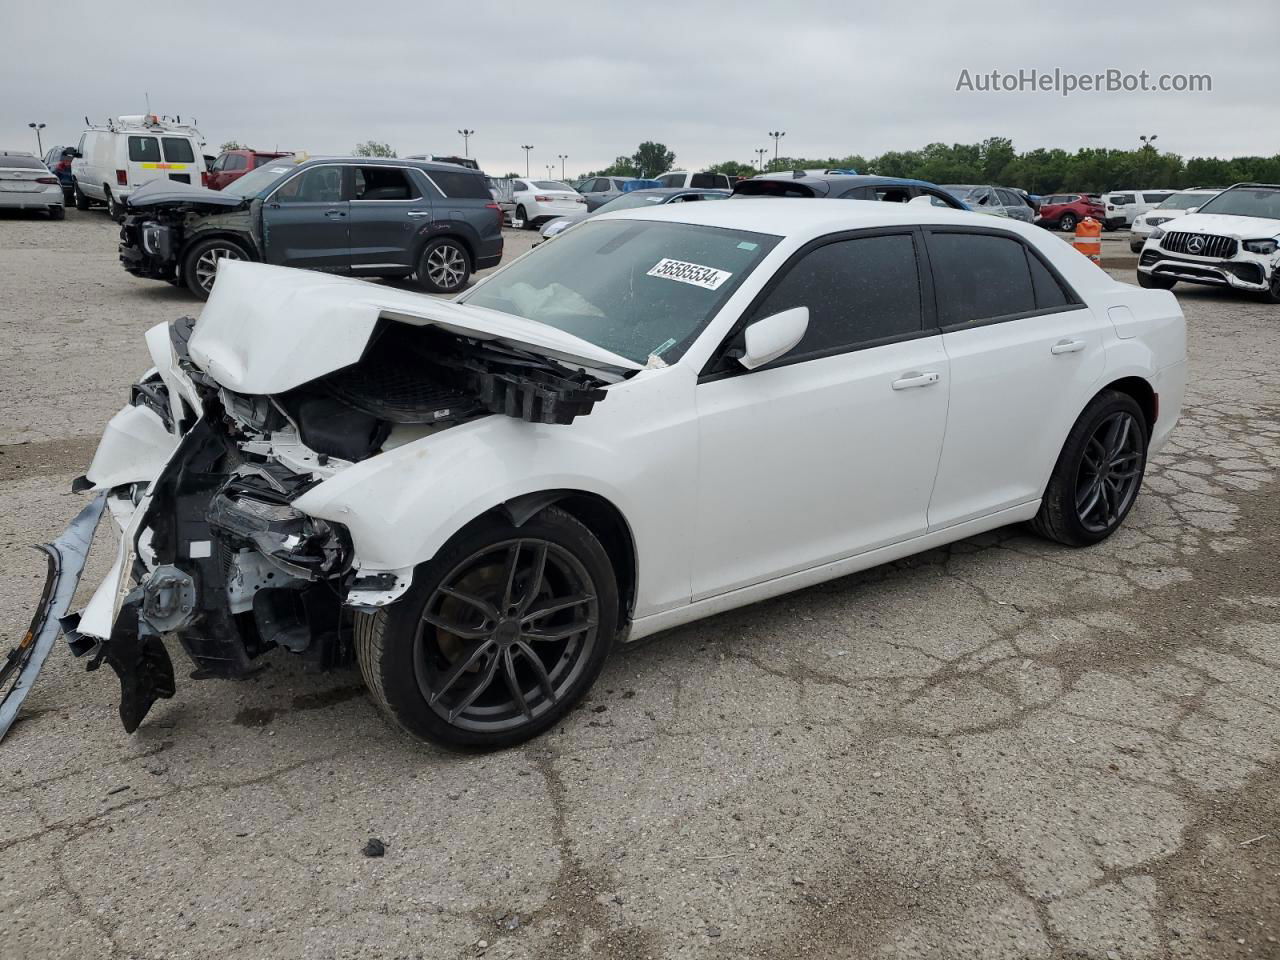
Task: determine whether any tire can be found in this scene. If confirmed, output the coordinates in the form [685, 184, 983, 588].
[73, 180, 90, 211]
[48, 205, 65, 221]
[1129, 240, 1143, 253]
[105, 189, 123, 222]
[1261, 270, 1280, 305]
[416, 237, 471, 294]
[356, 505, 618, 749]
[1059, 213, 1077, 232]
[181, 237, 250, 300]
[517, 204, 536, 230]
[1137, 271, 1176, 290]
[1032, 390, 1149, 547]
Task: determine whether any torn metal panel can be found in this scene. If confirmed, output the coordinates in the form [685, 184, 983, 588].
[0, 494, 106, 742]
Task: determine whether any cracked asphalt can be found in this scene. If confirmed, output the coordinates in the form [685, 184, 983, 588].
[1, 208, 1278, 960]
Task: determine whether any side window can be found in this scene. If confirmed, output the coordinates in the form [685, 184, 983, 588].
[838, 187, 871, 200]
[275, 166, 344, 203]
[748, 234, 923, 362]
[657, 174, 680, 188]
[127, 136, 160, 162]
[1027, 251, 1074, 310]
[1142, 192, 1172, 204]
[1110, 194, 1135, 206]
[513, 180, 530, 192]
[76, 134, 87, 154]
[874, 186, 912, 203]
[161, 137, 196, 163]
[690, 173, 715, 188]
[353, 166, 415, 201]
[210, 155, 226, 171]
[227, 154, 248, 171]
[928, 232, 1036, 325]
[428, 170, 489, 199]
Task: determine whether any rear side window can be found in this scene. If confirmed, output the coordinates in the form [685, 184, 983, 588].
[161, 138, 195, 163]
[428, 170, 492, 199]
[928, 232, 1035, 325]
[749, 233, 923, 361]
[1027, 252, 1073, 310]
[354, 166, 416, 201]
[690, 173, 716, 188]
[1141, 192, 1172, 204]
[128, 136, 160, 162]
[1110, 194, 1135, 205]
[657, 174, 681, 187]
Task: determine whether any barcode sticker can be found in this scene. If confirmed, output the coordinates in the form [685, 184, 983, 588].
[646, 258, 732, 291]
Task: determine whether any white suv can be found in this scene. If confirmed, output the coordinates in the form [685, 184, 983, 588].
[655, 170, 733, 190]
[1137, 183, 1280, 302]
[70, 115, 206, 220]
[1128, 189, 1221, 251]
[1101, 189, 1175, 230]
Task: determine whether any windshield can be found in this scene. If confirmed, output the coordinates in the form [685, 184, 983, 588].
[596, 192, 669, 212]
[1194, 186, 1280, 220]
[1158, 192, 1215, 211]
[221, 161, 298, 196]
[460, 219, 780, 365]
[941, 185, 982, 199]
[533, 180, 573, 191]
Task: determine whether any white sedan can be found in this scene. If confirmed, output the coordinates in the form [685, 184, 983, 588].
[509, 178, 584, 228]
[0, 152, 65, 219]
[9, 201, 1185, 749]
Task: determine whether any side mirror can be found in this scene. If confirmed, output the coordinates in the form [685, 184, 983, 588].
[739, 307, 809, 370]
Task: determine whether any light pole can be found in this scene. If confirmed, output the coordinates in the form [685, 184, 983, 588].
[457, 128, 475, 157]
[1139, 134, 1158, 183]
[768, 130, 785, 163]
[546, 163, 554, 179]
[28, 122, 46, 156]
[754, 147, 767, 171]
[557, 154, 568, 179]
[520, 144, 534, 177]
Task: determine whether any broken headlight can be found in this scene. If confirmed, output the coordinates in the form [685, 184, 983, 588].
[208, 481, 351, 580]
[1243, 238, 1279, 255]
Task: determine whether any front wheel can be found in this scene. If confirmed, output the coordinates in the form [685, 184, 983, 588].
[1129, 240, 1144, 253]
[181, 237, 249, 299]
[517, 204, 536, 230]
[106, 189, 123, 222]
[1261, 270, 1280, 305]
[1059, 213, 1077, 232]
[1137, 271, 1176, 290]
[356, 506, 618, 749]
[416, 237, 471, 294]
[73, 181, 90, 210]
[1032, 390, 1148, 547]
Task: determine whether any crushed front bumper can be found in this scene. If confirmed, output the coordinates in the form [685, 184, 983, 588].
[0, 495, 107, 741]
[1137, 247, 1273, 291]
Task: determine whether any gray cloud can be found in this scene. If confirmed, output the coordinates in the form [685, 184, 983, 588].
[4, 0, 1276, 179]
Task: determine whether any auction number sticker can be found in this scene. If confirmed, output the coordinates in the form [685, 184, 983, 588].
[647, 258, 732, 291]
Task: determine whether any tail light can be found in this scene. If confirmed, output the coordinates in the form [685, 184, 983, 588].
[116, 169, 128, 186]
[485, 202, 502, 223]
[56, 158, 71, 172]
[36, 176, 58, 184]
[534, 195, 553, 202]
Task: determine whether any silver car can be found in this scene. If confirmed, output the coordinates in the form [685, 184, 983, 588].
[941, 184, 1034, 222]
[539, 187, 730, 241]
[0, 152, 65, 219]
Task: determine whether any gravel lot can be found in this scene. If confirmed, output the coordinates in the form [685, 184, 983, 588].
[1, 207, 1278, 960]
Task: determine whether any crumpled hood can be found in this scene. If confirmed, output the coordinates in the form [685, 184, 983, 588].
[126, 178, 248, 209]
[1169, 213, 1280, 239]
[189, 261, 642, 394]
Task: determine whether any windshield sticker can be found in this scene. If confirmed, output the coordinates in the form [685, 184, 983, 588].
[647, 258, 732, 291]
[268, 167, 291, 173]
[737, 241, 758, 251]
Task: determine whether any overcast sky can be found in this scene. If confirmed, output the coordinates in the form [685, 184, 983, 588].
[4, 1, 1276, 178]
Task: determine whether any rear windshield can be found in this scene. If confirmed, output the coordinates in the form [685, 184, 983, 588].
[732, 179, 819, 198]
[534, 181, 573, 191]
[0, 155, 45, 169]
[429, 170, 491, 199]
[161, 138, 195, 163]
[128, 136, 161, 162]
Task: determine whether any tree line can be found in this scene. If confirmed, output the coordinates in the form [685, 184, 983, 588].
[584, 137, 1280, 194]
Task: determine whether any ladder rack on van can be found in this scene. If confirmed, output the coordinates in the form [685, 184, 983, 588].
[82, 114, 203, 138]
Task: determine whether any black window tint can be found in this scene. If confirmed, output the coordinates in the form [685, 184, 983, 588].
[690, 173, 715, 188]
[227, 154, 248, 171]
[275, 166, 344, 203]
[751, 234, 922, 359]
[929, 233, 1035, 325]
[1110, 194, 1135, 205]
[128, 136, 160, 162]
[874, 186, 912, 203]
[354, 166, 416, 200]
[428, 170, 489, 199]
[1028, 251, 1072, 310]
[161, 137, 195, 163]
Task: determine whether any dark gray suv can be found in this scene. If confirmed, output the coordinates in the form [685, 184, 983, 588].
[118, 157, 504, 299]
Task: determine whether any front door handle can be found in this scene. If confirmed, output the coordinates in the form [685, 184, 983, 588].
[1050, 338, 1086, 355]
[406, 210, 431, 218]
[891, 371, 940, 391]
[324, 209, 347, 220]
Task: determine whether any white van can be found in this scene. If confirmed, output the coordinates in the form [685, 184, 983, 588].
[70, 115, 206, 219]
[654, 170, 734, 190]
[1100, 189, 1175, 230]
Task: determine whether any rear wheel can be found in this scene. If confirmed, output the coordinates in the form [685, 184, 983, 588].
[416, 237, 471, 294]
[1032, 390, 1148, 547]
[1137, 271, 1176, 290]
[356, 506, 617, 749]
[73, 180, 90, 210]
[182, 237, 249, 299]
[1059, 213, 1077, 232]
[1262, 270, 1280, 305]
[517, 204, 535, 230]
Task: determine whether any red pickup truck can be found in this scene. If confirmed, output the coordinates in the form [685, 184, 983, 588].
[207, 149, 294, 191]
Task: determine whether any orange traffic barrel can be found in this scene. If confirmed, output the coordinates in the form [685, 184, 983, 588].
[1073, 216, 1102, 264]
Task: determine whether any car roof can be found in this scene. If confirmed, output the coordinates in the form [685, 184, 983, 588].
[749, 173, 948, 190]
[594, 196, 1011, 238]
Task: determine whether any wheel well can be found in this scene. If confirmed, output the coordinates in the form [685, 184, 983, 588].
[497, 490, 638, 626]
[1100, 376, 1156, 435]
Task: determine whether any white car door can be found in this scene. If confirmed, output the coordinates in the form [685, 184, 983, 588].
[923, 228, 1108, 530]
[693, 230, 950, 599]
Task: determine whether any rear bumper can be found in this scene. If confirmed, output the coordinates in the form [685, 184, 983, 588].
[0, 186, 63, 209]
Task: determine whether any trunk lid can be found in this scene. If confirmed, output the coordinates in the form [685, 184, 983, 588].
[189, 261, 642, 395]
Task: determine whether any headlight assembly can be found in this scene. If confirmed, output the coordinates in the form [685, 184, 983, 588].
[1243, 238, 1278, 255]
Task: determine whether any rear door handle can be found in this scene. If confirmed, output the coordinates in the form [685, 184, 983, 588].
[891, 371, 940, 391]
[324, 209, 346, 220]
[406, 210, 430, 218]
[1050, 338, 1086, 355]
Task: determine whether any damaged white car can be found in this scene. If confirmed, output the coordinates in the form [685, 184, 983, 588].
[4, 201, 1186, 748]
